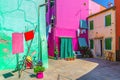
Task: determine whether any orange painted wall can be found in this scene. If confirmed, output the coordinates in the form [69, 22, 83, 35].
[100, 6, 106, 11]
[115, 0, 120, 50]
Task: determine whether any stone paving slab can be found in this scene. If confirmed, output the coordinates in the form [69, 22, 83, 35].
[0, 58, 120, 80]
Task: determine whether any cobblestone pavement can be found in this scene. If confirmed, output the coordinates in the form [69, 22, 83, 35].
[0, 58, 120, 80]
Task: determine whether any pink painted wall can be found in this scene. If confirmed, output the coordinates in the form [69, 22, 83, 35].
[89, 0, 101, 15]
[54, 0, 89, 51]
[48, 0, 105, 56]
[89, 0, 106, 15]
[56, 0, 89, 30]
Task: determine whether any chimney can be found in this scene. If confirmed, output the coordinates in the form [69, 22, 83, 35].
[108, 2, 113, 8]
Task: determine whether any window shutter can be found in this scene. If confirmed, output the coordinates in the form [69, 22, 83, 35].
[105, 38, 112, 50]
[90, 21, 94, 30]
[90, 40, 94, 49]
[105, 15, 111, 26]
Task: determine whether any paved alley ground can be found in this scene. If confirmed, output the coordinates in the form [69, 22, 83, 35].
[0, 58, 120, 80]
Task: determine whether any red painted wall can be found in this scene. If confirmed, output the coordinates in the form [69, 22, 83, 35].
[115, 0, 120, 50]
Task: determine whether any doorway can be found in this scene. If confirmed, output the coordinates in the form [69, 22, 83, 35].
[60, 38, 74, 59]
[100, 40, 103, 57]
[119, 37, 120, 50]
[95, 39, 103, 57]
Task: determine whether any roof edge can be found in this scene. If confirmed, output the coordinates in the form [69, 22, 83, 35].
[88, 6, 116, 18]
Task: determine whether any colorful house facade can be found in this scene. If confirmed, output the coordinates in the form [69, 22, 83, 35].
[47, 0, 106, 58]
[0, 0, 48, 70]
[88, 7, 116, 61]
[89, 0, 106, 15]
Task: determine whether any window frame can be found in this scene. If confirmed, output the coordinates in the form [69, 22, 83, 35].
[50, 0, 54, 8]
[104, 14, 112, 27]
[104, 37, 112, 50]
[89, 20, 94, 30]
[90, 39, 94, 49]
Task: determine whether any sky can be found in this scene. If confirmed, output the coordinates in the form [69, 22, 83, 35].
[92, 0, 114, 8]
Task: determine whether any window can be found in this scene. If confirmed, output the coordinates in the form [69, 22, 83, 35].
[51, 18, 54, 27]
[90, 39, 94, 49]
[105, 38, 112, 50]
[83, 2, 86, 6]
[80, 20, 88, 29]
[50, 0, 54, 8]
[51, 15, 55, 27]
[105, 14, 111, 26]
[89, 20, 94, 30]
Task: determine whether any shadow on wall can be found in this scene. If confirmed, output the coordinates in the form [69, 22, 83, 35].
[76, 58, 120, 80]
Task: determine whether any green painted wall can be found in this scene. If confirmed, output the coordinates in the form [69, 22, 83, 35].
[0, 0, 48, 70]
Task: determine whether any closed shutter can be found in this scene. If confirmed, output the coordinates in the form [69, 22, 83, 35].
[105, 14, 111, 26]
[105, 38, 112, 50]
[90, 20, 94, 30]
[90, 39, 94, 49]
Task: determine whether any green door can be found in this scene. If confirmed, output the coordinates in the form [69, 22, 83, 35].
[60, 38, 74, 59]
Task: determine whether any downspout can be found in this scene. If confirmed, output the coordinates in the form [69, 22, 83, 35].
[38, 3, 48, 61]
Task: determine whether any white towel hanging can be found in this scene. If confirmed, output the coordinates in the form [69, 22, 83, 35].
[48, 25, 52, 33]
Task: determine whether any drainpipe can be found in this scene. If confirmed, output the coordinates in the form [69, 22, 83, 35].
[38, 3, 48, 61]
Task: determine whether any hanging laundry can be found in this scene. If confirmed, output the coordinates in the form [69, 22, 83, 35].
[82, 29, 86, 34]
[81, 29, 86, 34]
[12, 33, 24, 54]
[24, 30, 34, 41]
[80, 20, 88, 29]
[48, 25, 52, 33]
[77, 29, 80, 37]
[78, 38, 87, 47]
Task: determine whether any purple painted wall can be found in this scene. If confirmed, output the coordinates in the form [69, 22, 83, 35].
[48, 28, 55, 57]
[46, 0, 56, 57]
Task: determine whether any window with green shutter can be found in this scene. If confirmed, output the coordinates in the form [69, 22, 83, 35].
[90, 20, 94, 30]
[90, 39, 94, 49]
[105, 38, 112, 50]
[105, 14, 111, 26]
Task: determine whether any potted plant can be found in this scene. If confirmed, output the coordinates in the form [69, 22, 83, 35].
[34, 65, 45, 79]
[84, 48, 93, 58]
[71, 56, 75, 60]
[79, 46, 86, 56]
[54, 46, 59, 60]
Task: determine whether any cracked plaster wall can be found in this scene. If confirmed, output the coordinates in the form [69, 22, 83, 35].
[0, 0, 48, 70]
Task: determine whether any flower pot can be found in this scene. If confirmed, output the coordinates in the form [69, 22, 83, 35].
[68, 58, 71, 61]
[65, 58, 69, 61]
[36, 72, 44, 79]
[70, 58, 72, 61]
[71, 58, 74, 61]
[54, 54, 59, 60]
[64, 58, 67, 60]
[73, 58, 75, 60]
